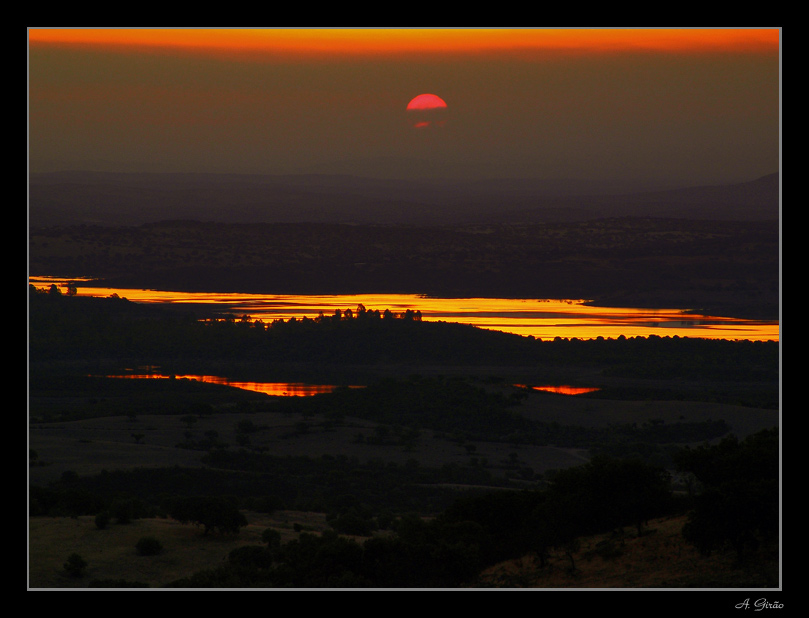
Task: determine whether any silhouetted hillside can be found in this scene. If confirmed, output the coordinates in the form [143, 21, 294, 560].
[28, 171, 779, 227]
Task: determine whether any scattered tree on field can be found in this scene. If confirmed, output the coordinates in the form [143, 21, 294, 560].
[169, 496, 248, 536]
[63, 553, 87, 578]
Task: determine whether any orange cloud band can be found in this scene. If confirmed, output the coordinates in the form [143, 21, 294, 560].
[28, 28, 780, 57]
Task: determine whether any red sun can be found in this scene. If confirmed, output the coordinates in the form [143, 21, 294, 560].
[406, 93, 447, 111]
[406, 93, 448, 128]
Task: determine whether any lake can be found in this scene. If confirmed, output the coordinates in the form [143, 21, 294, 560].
[30, 277, 779, 342]
[93, 371, 600, 398]
[95, 372, 363, 396]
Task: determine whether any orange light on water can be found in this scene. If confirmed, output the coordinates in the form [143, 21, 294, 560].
[529, 385, 601, 396]
[31, 278, 779, 342]
[95, 373, 359, 396]
[102, 373, 598, 397]
[175, 376, 355, 396]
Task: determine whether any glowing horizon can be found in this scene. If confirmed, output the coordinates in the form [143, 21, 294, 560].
[27, 28, 779, 59]
[28, 26, 779, 185]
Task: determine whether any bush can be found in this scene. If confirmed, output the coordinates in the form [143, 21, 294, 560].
[228, 545, 274, 569]
[136, 536, 163, 556]
[111, 497, 145, 524]
[261, 527, 282, 550]
[593, 538, 624, 560]
[94, 511, 111, 530]
[329, 511, 374, 536]
[63, 553, 87, 577]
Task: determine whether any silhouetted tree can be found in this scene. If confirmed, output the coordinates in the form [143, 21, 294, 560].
[261, 528, 282, 551]
[228, 544, 274, 569]
[94, 511, 111, 530]
[170, 496, 248, 535]
[63, 553, 87, 578]
[548, 455, 672, 537]
[675, 428, 778, 558]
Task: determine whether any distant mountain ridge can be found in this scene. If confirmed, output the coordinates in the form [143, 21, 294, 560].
[497, 173, 780, 223]
[28, 171, 779, 227]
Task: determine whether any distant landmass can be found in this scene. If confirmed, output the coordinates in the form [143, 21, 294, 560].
[28, 171, 779, 227]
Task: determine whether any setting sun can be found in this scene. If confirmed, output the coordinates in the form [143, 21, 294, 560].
[406, 93, 448, 129]
[406, 94, 447, 111]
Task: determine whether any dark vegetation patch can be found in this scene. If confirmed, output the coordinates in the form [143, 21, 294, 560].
[29, 217, 779, 319]
[40, 429, 770, 589]
[30, 454, 500, 521]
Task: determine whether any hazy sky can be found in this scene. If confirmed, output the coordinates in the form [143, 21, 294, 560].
[28, 28, 780, 187]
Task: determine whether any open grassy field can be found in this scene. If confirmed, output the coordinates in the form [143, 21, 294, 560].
[28, 510, 327, 589]
[30, 367, 779, 480]
[29, 388, 778, 488]
[29, 388, 780, 588]
[28, 407, 589, 488]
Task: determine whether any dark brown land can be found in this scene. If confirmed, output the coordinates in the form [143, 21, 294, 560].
[29, 217, 779, 319]
[28, 172, 781, 589]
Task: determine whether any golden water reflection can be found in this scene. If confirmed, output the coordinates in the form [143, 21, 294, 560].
[515, 384, 602, 396]
[31, 277, 779, 341]
[95, 373, 362, 396]
[99, 373, 596, 398]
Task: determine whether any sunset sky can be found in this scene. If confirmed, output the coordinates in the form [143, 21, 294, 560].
[28, 28, 780, 187]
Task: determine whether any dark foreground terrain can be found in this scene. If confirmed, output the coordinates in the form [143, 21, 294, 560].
[27, 170, 781, 590]
[28, 288, 779, 589]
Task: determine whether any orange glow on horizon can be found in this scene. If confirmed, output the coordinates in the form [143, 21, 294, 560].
[28, 28, 779, 59]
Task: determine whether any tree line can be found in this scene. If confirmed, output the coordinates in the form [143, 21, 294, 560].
[29, 286, 778, 393]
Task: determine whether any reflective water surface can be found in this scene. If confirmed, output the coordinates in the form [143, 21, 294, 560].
[515, 384, 602, 396]
[96, 372, 595, 397]
[30, 277, 779, 341]
[97, 372, 361, 396]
